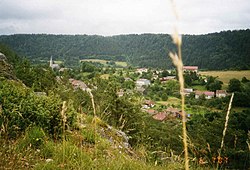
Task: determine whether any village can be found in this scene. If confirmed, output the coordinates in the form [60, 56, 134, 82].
[49, 57, 231, 122]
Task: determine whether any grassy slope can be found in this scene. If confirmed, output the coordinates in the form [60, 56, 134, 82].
[0, 114, 184, 170]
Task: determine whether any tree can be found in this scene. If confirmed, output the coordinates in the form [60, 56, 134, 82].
[206, 80, 223, 92]
[160, 70, 169, 77]
[122, 80, 135, 90]
[241, 77, 250, 83]
[184, 74, 192, 86]
[161, 93, 168, 101]
[228, 78, 242, 92]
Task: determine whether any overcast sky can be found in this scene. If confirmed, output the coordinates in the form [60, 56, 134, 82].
[0, 0, 249, 36]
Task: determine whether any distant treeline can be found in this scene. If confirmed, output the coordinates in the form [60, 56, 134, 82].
[0, 29, 250, 70]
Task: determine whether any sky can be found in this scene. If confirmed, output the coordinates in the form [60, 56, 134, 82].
[0, 0, 249, 36]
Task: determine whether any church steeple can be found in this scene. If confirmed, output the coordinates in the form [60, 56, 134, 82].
[50, 56, 53, 67]
[49, 56, 60, 70]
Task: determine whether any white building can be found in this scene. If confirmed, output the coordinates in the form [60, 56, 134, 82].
[136, 79, 151, 87]
[195, 91, 214, 99]
[216, 90, 227, 98]
[50, 56, 60, 69]
[184, 88, 193, 96]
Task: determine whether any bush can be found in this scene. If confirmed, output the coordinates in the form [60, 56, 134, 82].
[0, 80, 77, 139]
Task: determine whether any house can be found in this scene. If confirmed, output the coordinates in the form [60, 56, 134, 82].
[159, 76, 176, 83]
[136, 68, 148, 74]
[136, 79, 151, 87]
[183, 66, 198, 72]
[69, 79, 89, 91]
[49, 56, 60, 70]
[152, 107, 190, 121]
[143, 100, 155, 108]
[165, 107, 180, 117]
[153, 112, 167, 121]
[165, 107, 190, 119]
[145, 109, 157, 115]
[136, 86, 146, 93]
[195, 91, 214, 99]
[216, 90, 227, 98]
[184, 88, 193, 96]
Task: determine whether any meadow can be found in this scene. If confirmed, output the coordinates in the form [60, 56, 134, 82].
[199, 70, 250, 85]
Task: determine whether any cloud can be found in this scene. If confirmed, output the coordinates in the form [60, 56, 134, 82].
[0, 0, 249, 35]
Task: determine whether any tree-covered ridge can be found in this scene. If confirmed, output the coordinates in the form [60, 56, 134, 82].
[0, 29, 250, 70]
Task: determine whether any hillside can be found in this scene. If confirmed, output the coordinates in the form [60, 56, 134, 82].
[1, 45, 250, 169]
[0, 29, 250, 70]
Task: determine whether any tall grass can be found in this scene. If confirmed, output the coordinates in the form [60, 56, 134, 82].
[87, 89, 98, 168]
[217, 93, 234, 169]
[61, 101, 67, 167]
[169, 0, 189, 169]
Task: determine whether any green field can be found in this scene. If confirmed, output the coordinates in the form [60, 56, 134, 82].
[192, 85, 206, 91]
[157, 97, 181, 106]
[80, 59, 127, 67]
[54, 60, 63, 64]
[200, 70, 250, 85]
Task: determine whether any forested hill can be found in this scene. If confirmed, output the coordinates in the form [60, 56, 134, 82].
[0, 29, 249, 70]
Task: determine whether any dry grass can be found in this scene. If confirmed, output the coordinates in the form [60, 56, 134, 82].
[169, 1, 189, 169]
[217, 93, 234, 169]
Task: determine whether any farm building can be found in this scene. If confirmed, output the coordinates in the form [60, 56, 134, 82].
[183, 66, 198, 72]
[195, 91, 214, 99]
[216, 90, 228, 98]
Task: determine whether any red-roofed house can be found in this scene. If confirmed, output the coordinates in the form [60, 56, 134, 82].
[69, 79, 89, 91]
[153, 112, 167, 121]
[159, 76, 176, 83]
[146, 109, 157, 115]
[216, 90, 227, 98]
[183, 66, 198, 72]
[195, 91, 214, 99]
[165, 107, 181, 118]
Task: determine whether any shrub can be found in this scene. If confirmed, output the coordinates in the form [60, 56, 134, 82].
[0, 80, 77, 139]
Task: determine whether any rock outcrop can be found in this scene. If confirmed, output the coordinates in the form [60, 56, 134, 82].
[0, 52, 16, 79]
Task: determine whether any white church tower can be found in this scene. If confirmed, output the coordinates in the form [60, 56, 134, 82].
[50, 56, 53, 67]
[49, 56, 60, 69]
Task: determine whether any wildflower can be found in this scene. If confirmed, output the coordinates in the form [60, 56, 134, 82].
[198, 157, 205, 165]
[217, 156, 223, 164]
[212, 156, 217, 163]
[224, 157, 228, 164]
